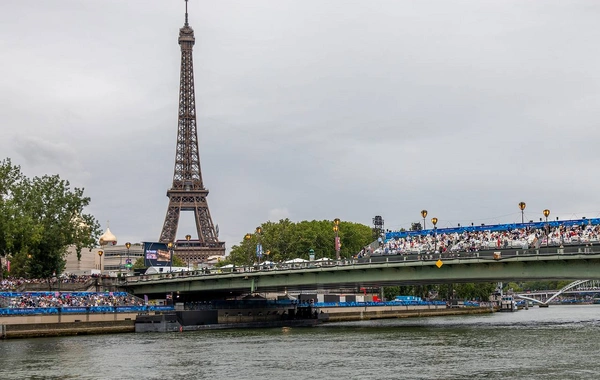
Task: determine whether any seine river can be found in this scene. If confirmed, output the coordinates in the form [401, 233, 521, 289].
[1, 305, 600, 379]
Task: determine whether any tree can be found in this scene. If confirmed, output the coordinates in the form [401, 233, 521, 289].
[133, 257, 146, 270]
[227, 219, 373, 266]
[0, 159, 101, 280]
[410, 222, 422, 231]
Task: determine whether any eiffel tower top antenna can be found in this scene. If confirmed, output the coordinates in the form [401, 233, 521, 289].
[185, 0, 189, 26]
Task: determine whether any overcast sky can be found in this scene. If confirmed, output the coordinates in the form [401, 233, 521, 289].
[1, 0, 600, 251]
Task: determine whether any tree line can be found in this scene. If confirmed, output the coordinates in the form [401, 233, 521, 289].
[0, 158, 101, 279]
[225, 218, 374, 266]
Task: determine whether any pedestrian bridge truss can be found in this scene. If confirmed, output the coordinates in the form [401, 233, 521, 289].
[123, 251, 600, 297]
[516, 279, 600, 305]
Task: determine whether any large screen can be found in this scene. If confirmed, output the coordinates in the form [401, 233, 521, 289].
[143, 242, 171, 267]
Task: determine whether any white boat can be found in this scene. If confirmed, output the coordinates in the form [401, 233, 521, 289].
[499, 295, 518, 312]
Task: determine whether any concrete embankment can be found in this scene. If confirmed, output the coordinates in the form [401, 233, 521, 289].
[319, 305, 492, 322]
[0, 313, 137, 339]
[0, 307, 492, 339]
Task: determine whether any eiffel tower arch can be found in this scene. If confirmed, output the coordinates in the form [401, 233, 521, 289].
[159, 0, 225, 263]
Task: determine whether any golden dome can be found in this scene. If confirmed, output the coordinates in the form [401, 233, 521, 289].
[99, 227, 117, 246]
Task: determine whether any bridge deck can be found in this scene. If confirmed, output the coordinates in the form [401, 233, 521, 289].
[123, 246, 600, 296]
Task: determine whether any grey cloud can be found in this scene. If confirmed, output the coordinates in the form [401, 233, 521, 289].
[1, 0, 600, 250]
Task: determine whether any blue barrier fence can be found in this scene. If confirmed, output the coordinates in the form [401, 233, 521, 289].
[0, 305, 174, 316]
[312, 301, 449, 308]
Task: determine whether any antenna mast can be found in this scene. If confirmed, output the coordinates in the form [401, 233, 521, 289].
[185, 0, 189, 26]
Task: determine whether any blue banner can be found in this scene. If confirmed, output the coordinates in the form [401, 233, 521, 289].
[256, 243, 263, 257]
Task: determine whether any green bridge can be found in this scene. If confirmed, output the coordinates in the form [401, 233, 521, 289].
[123, 251, 600, 297]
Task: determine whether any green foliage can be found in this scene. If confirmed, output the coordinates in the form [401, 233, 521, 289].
[454, 282, 496, 300]
[227, 218, 373, 266]
[172, 255, 186, 267]
[410, 222, 422, 231]
[383, 286, 400, 301]
[0, 158, 101, 278]
[384, 283, 496, 301]
[503, 282, 523, 293]
[133, 257, 145, 269]
[132, 256, 186, 270]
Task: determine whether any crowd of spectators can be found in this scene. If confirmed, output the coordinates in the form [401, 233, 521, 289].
[369, 223, 600, 256]
[0, 291, 143, 309]
[0, 274, 94, 291]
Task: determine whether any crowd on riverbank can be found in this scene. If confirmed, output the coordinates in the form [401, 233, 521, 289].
[373, 223, 600, 256]
[0, 275, 94, 291]
[0, 291, 143, 309]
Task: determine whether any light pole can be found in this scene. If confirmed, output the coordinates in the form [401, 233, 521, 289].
[255, 227, 263, 266]
[125, 242, 131, 275]
[185, 234, 191, 269]
[333, 218, 341, 260]
[167, 241, 174, 273]
[431, 217, 438, 253]
[543, 209, 550, 248]
[245, 233, 252, 266]
[421, 210, 428, 230]
[98, 250, 104, 275]
[519, 202, 526, 224]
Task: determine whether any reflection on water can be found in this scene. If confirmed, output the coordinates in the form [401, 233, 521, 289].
[1, 306, 600, 379]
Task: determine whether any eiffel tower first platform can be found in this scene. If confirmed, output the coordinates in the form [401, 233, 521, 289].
[159, 0, 225, 263]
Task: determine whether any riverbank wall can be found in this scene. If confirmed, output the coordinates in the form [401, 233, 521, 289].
[0, 313, 137, 339]
[0, 306, 492, 339]
[320, 305, 492, 322]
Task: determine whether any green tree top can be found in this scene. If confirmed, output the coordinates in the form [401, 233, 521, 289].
[226, 218, 373, 266]
[0, 158, 101, 278]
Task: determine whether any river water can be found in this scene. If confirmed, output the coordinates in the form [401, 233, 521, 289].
[1, 305, 600, 379]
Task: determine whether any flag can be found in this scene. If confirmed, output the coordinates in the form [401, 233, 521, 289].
[6, 260, 10, 273]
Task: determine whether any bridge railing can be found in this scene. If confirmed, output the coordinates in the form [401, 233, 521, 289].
[123, 244, 600, 284]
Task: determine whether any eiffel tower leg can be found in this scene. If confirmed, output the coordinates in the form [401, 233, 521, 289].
[193, 198, 217, 243]
[160, 202, 181, 243]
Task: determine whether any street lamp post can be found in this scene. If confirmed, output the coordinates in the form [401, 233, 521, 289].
[255, 227, 263, 266]
[185, 234, 191, 269]
[98, 250, 104, 275]
[333, 218, 341, 260]
[519, 202, 526, 224]
[421, 210, 428, 230]
[167, 241, 174, 274]
[244, 233, 252, 266]
[543, 209, 550, 248]
[125, 242, 131, 275]
[431, 217, 438, 253]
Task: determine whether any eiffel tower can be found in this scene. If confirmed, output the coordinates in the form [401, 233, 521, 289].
[159, 0, 225, 262]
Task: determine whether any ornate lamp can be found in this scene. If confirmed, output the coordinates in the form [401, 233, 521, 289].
[185, 235, 192, 269]
[421, 210, 428, 230]
[167, 241, 174, 273]
[431, 217, 438, 253]
[333, 218, 341, 260]
[97, 250, 104, 274]
[519, 202, 526, 224]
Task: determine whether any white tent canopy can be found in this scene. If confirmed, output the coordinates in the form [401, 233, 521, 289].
[315, 257, 332, 262]
[145, 266, 189, 275]
[284, 258, 308, 264]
